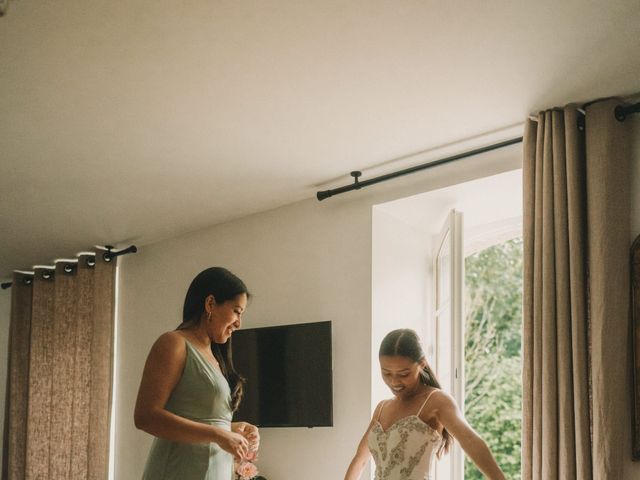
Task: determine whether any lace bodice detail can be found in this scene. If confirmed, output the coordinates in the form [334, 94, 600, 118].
[367, 391, 442, 480]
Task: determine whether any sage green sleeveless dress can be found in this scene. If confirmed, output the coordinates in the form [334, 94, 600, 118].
[142, 339, 234, 480]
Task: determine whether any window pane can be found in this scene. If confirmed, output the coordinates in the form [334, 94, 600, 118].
[463, 237, 522, 480]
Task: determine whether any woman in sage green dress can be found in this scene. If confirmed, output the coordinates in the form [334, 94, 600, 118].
[135, 267, 260, 480]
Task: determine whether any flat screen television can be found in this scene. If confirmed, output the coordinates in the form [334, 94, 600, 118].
[231, 321, 333, 428]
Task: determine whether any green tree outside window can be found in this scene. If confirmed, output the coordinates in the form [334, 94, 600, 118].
[464, 237, 523, 480]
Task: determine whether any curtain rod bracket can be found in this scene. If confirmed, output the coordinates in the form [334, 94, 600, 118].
[102, 244, 138, 262]
[615, 102, 640, 122]
[351, 171, 362, 189]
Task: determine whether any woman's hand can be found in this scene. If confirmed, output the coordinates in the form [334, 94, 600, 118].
[215, 428, 250, 461]
[232, 422, 260, 454]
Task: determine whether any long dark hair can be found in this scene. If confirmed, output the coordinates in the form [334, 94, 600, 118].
[379, 329, 452, 458]
[178, 267, 249, 412]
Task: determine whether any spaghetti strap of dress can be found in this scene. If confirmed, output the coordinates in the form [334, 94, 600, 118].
[416, 389, 438, 417]
[376, 400, 387, 421]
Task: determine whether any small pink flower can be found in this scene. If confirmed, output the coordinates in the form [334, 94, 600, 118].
[244, 450, 257, 462]
[235, 461, 258, 480]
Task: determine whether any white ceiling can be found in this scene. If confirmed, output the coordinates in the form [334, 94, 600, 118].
[1, 0, 639, 279]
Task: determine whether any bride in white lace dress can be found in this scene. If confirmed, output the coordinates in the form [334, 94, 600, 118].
[344, 329, 505, 480]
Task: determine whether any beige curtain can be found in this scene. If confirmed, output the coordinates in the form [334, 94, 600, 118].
[523, 98, 633, 479]
[3, 251, 116, 480]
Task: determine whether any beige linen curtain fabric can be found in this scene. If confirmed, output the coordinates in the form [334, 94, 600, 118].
[3, 271, 32, 480]
[2, 252, 116, 480]
[523, 98, 632, 480]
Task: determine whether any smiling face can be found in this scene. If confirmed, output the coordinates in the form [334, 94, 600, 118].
[205, 293, 248, 344]
[380, 355, 426, 399]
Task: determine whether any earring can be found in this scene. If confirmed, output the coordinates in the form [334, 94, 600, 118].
[207, 311, 212, 322]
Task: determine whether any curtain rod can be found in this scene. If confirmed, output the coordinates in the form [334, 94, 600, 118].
[316, 137, 523, 201]
[317, 101, 640, 202]
[0, 244, 137, 290]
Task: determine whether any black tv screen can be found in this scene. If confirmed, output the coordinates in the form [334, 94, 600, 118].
[231, 321, 333, 428]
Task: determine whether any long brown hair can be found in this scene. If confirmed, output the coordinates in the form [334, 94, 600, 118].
[379, 328, 453, 458]
[177, 267, 249, 411]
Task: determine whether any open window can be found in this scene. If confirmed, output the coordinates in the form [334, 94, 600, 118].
[372, 168, 523, 480]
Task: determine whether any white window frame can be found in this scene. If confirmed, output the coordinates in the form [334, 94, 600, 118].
[431, 209, 464, 480]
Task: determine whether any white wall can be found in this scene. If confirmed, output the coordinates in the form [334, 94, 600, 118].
[114, 144, 521, 480]
[372, 208, 430, 411]
[115, 194, 373, 480]
[0, 288, 10, 471]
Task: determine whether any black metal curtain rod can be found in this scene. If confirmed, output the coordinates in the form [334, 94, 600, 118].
[317, 101, 640, 202]
[0, 244, 137, 290]
[316, 137, 523, 201]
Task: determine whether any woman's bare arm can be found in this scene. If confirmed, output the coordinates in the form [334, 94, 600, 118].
[434, 391, 505, 480]
[344, 402, 384, 480]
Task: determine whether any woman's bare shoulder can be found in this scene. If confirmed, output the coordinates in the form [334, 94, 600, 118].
[427, 389, 460, 417]
[148, 330, 187, 359]
[428, 388, 454, 402]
